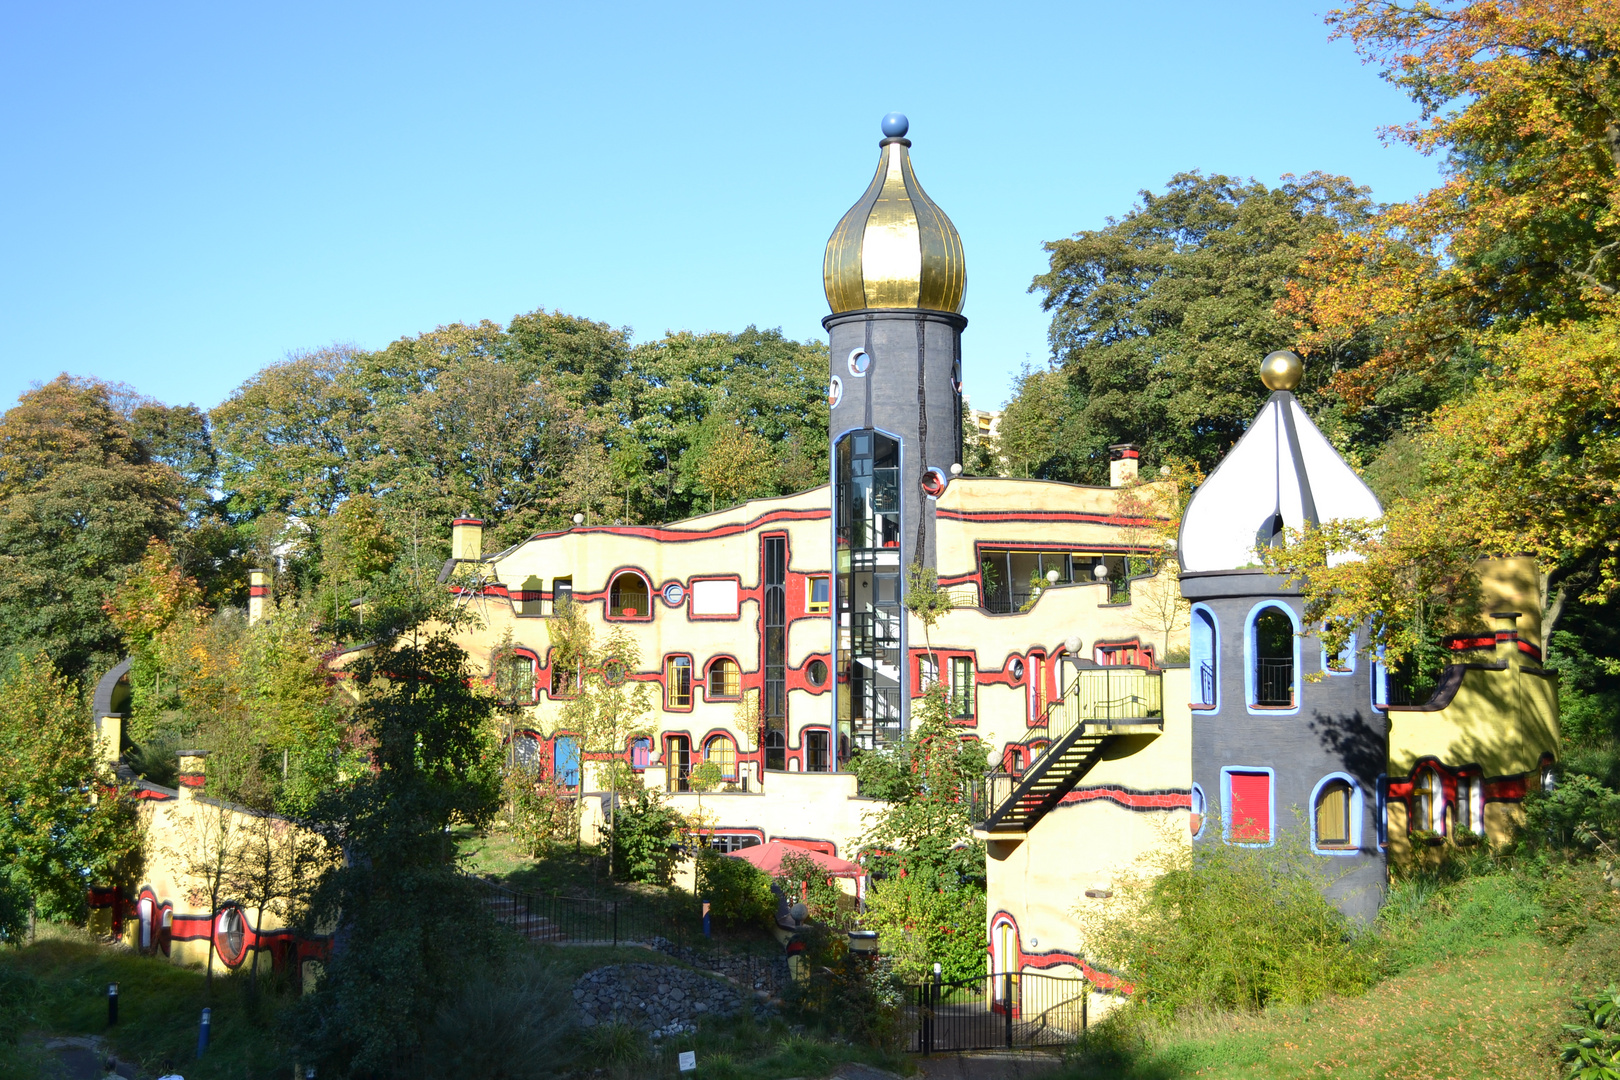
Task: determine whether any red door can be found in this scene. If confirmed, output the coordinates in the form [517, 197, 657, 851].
[1229, 772, 1271, 841]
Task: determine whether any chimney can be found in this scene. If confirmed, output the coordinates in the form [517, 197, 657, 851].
[452, 517, 485, 561]
[1109, 444, 1140, 487]
[96, 713, 122, 773]
[1491, 611, 1522, 669]
[248, 568, 268, 626]
[176, 750, 209, 799]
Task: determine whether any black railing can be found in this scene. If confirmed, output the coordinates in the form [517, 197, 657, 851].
[1197, 661, 1215, 705]
[1254, 657, 1294, 707]
[473, 877, 698, 949]
[909, 970, 1089, 1052]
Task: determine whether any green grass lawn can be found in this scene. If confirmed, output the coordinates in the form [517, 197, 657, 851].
[0, 925, 300, 1079]
[1062, 938, 1565, 1079]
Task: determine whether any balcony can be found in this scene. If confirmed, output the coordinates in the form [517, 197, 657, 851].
[1253, 657, 1294, 708]
[977, 666, 1163, 834]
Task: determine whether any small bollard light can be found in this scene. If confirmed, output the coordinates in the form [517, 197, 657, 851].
[701, 899, 711, 938]
[197, 1006, 211, 1058]
[107, 983, 118, 1026]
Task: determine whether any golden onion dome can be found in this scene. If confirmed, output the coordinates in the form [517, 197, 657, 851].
[824, 113, 966, 315]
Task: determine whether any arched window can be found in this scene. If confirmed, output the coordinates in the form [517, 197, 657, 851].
[554, 735, 581, 788]
[511, 732, 540, 775]
[1251, 605, 1296, 708]
[704, 734, 738, 781]
[1411, 767, 1441, 834]
[609, 572, 649, 617]
[1314, 779, 1354, 849]
[1190, 607, 1217, 706]
[1189, 784, 1206, 838]
[708, 658, 741, 698]
[630, 737, 652, 771]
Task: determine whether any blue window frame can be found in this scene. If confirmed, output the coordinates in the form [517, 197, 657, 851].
[1309, 772, 1363, 855]
[1190, 605, 1218, 707]
[553, 735, 581, 787]
[1321, 631, 1357, 677]
[1244, 602, 1301, 716]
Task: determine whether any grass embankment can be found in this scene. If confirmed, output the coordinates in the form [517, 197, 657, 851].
[0, 926, 906, 1080]
[0, 925, 299, 1079]
[1062, 862, 1620, 1079]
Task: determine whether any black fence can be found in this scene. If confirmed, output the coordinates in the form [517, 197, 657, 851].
[908, 971, 1089, 1053]
[474, 878, 699, 949]
[1254, 657, 1294, 707]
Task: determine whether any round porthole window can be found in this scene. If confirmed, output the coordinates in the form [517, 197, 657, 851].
[662, 582, 686, 606]
[806, 659, 828, 687]
[1010, 658, 1026, 681]
[847, 348, 872, 377]
[921, 467, 947, 498]
[827, 375, 843, 408]
[215, 907, 247, 967]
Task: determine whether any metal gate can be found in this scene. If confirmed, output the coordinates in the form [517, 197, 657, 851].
[908, 970, 1089, 1053]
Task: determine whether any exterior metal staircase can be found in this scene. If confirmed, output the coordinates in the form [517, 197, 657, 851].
[976, 666, 1163, 835]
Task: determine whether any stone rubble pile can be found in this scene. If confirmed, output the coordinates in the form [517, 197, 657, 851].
[573, 963, 747, 1037]
[646, 936, 790, 996]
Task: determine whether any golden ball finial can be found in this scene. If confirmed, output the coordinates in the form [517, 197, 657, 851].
[1260, 350, 1303, 392]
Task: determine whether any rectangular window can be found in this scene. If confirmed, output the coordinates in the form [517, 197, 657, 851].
[692, 578, 740, 616]
[549, 653, 577, 698]
[1228, 771, 1271, 842]
[553, 736, 581, 788]
[805, 729, 830, 773]
[666, 735, 690, 793]
[919, 654, 938, 689]
[666, 656, 693, 708]
[630, 738, 651, 771]
[552, 577, 572, 615]
[708, 832, 761, 854]
[763, 536, 787, 766]
[499, 654, 536, 704]
[951, 657, 975, 719]
[708, 659, 740, 698]
[1031, 652, 1047, 722]
[1457, 774, 1481, 835]
[808, 576, 830, 614]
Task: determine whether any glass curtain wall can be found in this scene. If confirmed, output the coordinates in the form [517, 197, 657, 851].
[763, 536, 787, 770]
[836, 431, 904, 755]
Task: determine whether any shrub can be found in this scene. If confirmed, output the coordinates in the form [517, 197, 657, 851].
[777, 851, 853, 929]
[418, 953, 579, 1079]
[861, 872, 987, 983]
[503, 769, 575, 856]
[1524, 772, 1620, 855]
[696, 848, 774, 930]
[785, 922, 905, 1050]
[1558, 984, 1620, 1079]
[609, 788, 685, 885]
[1074, 820, 1378, 1017]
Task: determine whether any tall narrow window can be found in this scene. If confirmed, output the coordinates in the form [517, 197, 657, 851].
[835, 432, 903, 754]
[498, 652, 537, 705]
[1411, 767, 1441, 834]
[1252, 606, 1295, 708]
[1456, 773, 1483, 835]
[764, 730, 786, 772]
[1315, 779, 1353, 848]
[1190, 607, 1217, 706]
[763, 535, 787, 766]
[666, 656, 693, 708]
[549, 652, 577, 698]
[950, 657, 975, 719]
[667, 735, 691, 793]
[1031, 651, 1047, 723]
[552, 576, 572, 615]
[918, 654, 938, 689]
[708, 658, 741, 698]
[1228, 770, 1271, 842]
[805, 730, 830, 773]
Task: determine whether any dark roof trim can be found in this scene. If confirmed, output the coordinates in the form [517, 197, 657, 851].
[93, 656, 133, 717]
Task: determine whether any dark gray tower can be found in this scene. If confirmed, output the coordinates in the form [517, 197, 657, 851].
[822, 113, 967, 757]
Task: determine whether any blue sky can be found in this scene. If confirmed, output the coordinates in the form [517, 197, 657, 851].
[1, 1, 1439, 415]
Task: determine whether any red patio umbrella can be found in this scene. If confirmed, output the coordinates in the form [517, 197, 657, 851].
[727, 840, 864, 879]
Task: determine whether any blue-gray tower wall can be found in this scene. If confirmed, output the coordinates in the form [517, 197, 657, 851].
[1183, 569, 1387, 923]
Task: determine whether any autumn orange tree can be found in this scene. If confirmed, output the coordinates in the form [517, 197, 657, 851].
[1274, 1, 1620, 704]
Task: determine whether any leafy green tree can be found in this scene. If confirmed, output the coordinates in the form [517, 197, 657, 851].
[1022, 171, 1378, 482]
[0, 652, 142, 922]
[610, 788, 686, 886]
[293, 627, 504, 1076]
[0, 377, 181, 679]
[853, 685, 989, 980]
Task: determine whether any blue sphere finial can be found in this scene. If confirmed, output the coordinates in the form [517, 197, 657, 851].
[881, 112, 909, 138]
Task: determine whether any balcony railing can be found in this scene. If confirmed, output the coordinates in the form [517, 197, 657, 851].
[1196, 661, 1215, 706]
[1029, 666, 1162, 767]
[1254, 657, 1294, 707]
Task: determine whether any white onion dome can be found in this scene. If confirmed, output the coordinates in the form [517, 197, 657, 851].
[1179, 352, 1382, 572]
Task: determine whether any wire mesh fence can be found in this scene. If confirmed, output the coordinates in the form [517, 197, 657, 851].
[908, 970, 1089, 1052]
